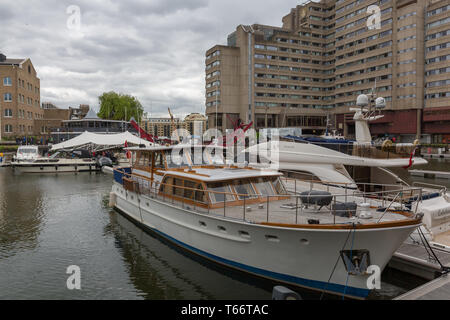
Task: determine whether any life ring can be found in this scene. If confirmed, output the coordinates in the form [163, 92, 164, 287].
[382, 139, 393, 151]
[126, 150, 132, 159]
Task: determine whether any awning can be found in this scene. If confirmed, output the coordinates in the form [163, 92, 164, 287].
[50, 131, 152, 151]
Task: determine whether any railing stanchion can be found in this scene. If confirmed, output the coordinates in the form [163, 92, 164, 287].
[295, 196, 298, 224]
[267, 196, 269, 222]
[363, 183, 365, 203]
[333, 195, 336, 225]
[243, 196, 246, 221]
[224, 195, 226, 217]
[415, 188, 422, 216]
[401, 185, 404, 210]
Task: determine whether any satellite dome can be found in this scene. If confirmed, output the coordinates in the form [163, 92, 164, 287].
[375, 97, 386, 109]
[356, 94, 369, 107]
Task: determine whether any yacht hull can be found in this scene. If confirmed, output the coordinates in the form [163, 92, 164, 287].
[111, 182, 420, 299]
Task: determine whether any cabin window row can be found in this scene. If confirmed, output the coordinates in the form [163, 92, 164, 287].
[159, 176, 287, 204]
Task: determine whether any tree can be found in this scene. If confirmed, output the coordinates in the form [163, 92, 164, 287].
[98, 91, 144, 121]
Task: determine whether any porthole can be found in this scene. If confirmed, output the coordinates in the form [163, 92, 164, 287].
[199, 221, 207, 228]
[300, 238, 309, 245]
[265, 235, 279, 242]
[218, 226, 227, 233]
[239, 231, 251, 239]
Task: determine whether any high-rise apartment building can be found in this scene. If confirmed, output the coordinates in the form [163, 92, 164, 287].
[205, 0, 450, 143]
[0, 53, 43, 139]
[424, 0, 450, 143]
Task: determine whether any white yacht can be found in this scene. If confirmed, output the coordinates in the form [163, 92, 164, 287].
[109, 144, 423, 299]
[11, 147, 98, 173]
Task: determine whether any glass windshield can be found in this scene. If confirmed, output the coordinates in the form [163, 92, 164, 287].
[18, 148, 37, 154]
[272, 177, 288, 195]
[207, 182, 235, 203]
[232, 180, 257, 200]
[253, 177, 276, 196]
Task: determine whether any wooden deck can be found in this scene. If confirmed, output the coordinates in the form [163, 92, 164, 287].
[210, 197, 408, 226]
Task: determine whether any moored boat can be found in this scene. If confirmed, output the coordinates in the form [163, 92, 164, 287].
[11, 146, 98, 173]
[109, 145, 423, 299]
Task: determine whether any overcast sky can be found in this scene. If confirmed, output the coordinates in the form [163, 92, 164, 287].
[0, 0, 314, 118]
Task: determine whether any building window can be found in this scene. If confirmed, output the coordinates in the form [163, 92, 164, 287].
[4, 109, 12, 117]
[3, 93, 12, 102]
[4, 124, 13, 133]
[3, 77, 12, 86]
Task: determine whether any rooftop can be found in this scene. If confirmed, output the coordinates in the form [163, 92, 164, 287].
[0, 53, 25, 66]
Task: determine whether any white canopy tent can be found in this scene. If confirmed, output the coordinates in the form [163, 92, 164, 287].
[50, 131, 152, 151]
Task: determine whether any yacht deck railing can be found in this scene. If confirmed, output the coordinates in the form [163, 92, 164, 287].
[113, 168, 424, 226]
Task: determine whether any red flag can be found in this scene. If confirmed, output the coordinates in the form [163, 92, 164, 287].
[129, 117, 155, 142]
[402, 147, 417, 169]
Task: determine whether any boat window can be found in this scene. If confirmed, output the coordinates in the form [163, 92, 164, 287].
[282, 170, 320, 181]
[184, 180, 201, 200]
[162, 177, 173, 195]
[232, 180, 257, 200]
[136, 152, 149, 167]
[184, 180, 206, 203]
[207, 182, 235, 203]
[173, 178, 184, 197]
[253, 177, 276, 196]
[272, 177, 288, 195]
[18, 148, 38, 154]
[154, 152, 165, 168]
[195, 185, 206, 203]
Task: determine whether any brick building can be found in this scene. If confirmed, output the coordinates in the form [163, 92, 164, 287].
[0, 53, 43, 139]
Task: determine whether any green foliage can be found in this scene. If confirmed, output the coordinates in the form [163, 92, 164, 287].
[0, 145, 18, 152]
[98, 91, 144, 121]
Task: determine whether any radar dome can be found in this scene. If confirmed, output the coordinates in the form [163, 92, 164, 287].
[356, 94, 369, 107]
[375, 97, 386, 109]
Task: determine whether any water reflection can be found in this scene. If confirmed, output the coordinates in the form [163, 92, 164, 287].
[106, 210, 275, 300]
[0, 168, 45, 258]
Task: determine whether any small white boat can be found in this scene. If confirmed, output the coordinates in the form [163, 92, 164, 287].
[11, 146, 98, 173]
[109, 145, 422, 299]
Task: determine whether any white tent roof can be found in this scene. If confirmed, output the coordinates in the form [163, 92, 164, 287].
[50, 131, 152, 151]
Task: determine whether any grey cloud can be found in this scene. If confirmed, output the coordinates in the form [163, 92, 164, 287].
[2, 0, 304, 116]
